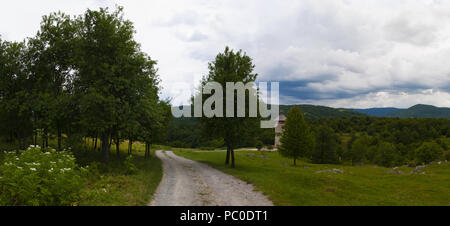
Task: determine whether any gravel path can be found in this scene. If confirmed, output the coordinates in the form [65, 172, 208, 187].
[149, 150, 273, 206]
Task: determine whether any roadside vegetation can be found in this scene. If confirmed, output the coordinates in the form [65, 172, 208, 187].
[0, 138, 163, 206]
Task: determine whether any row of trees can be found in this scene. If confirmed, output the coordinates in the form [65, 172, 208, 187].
[166, 117, 274, 149]
[0, 7, 171, 163]
[279, 107, 449, 167]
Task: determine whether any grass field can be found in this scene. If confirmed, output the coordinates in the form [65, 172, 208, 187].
[173, 148, 450, 206]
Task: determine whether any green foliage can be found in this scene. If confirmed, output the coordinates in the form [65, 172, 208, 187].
[0, 6, 170, 163]
[346, 135, 370, 165]
[444, 152, 450, 161]
[279, 106, 315, 165]
[124, 155, 138, 175]
[0, 146, 86, 206]
[255, 141, 263, 151]
[312, 126, 338, 164]
[197, 46, 259, 167]
[415, 142, 444, 165]
[374, 142, 398, 167]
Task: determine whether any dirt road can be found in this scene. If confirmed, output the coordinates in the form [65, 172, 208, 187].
[149, 150, 273, 206]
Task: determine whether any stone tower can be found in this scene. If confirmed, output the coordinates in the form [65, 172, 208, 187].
[274, 113, 286, 147]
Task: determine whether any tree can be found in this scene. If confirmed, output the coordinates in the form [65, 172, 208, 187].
[74, 7, 163, 163]
[347, 135, 370, 165]
[27, 12, 77, 151]
[374, 142, 397, 167]
[279, 106, 315, 166]
[312, 126, 338, 164]
[0, 39, 33, 149]
[197, 46, 259, 168]
[415, 141, 444, 165]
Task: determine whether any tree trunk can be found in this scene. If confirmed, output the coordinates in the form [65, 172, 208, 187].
[116, 135, 120, 157]
[145, 142, 151, 159]
[101, 132, 110, 163]
[43, 127, 48, 148]
[225, 145, 230, 164]
[128, 138, 132, 155]
[94, 135, 98, 151]
[41, 129, 45, 148]
[34, 129, 37, 145]
[57, 126, 62, 152]
[17, 132, 22, 150]
[231, 148, 235, 168]
[144, 143, 147, 159]
[294, 158, 296, 166]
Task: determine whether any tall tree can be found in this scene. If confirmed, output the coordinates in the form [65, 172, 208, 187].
[0, 39, 33, 149]
[346, 134, 370, 165]
[74, 7, 159, 163]
[312, 125, 338, 164]
[27, 12, 77, 151]
[279, 106, 315, 166]
[197, 46, 259, 168]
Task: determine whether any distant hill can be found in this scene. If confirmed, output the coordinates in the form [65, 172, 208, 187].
[278, 104, 366, 119]
[352, 107, 402, 117]
[173, 104, 449, 119]
[386, 104, 450, 119]
[279, 104, 450, 119]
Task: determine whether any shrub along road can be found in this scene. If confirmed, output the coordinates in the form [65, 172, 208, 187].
[149, 150, 273, 206]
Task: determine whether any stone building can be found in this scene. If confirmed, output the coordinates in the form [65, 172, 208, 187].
[274, 113, 286, 147]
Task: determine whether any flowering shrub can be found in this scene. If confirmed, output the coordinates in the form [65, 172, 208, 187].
[0, 145, 87, 206]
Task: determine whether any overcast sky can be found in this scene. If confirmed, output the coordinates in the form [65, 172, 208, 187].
[1, 0, 450, 108]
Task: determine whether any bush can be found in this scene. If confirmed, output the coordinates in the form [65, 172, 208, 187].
[0, 145, 87, 206]
[415, 142, 444, 165]
[445, 152, 450, 161]
[255, 141, 263, 151]
[124, 155, 138, 175]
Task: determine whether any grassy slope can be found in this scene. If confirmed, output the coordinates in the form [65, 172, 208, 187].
[173, 149, 450, 206]
[76, 141, 163, 206]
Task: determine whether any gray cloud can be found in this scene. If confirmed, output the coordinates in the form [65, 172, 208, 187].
[1, 0, 450, 108]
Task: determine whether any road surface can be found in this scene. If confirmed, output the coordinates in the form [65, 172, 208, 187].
[149, 150, 273, 206]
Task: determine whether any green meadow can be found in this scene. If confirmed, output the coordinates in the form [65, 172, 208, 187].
[173, 148, 450, 206]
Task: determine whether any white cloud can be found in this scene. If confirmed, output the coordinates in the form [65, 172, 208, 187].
[1, 0, 450, 108]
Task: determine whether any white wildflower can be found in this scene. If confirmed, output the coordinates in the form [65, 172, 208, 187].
[30, 168, 36, 171]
